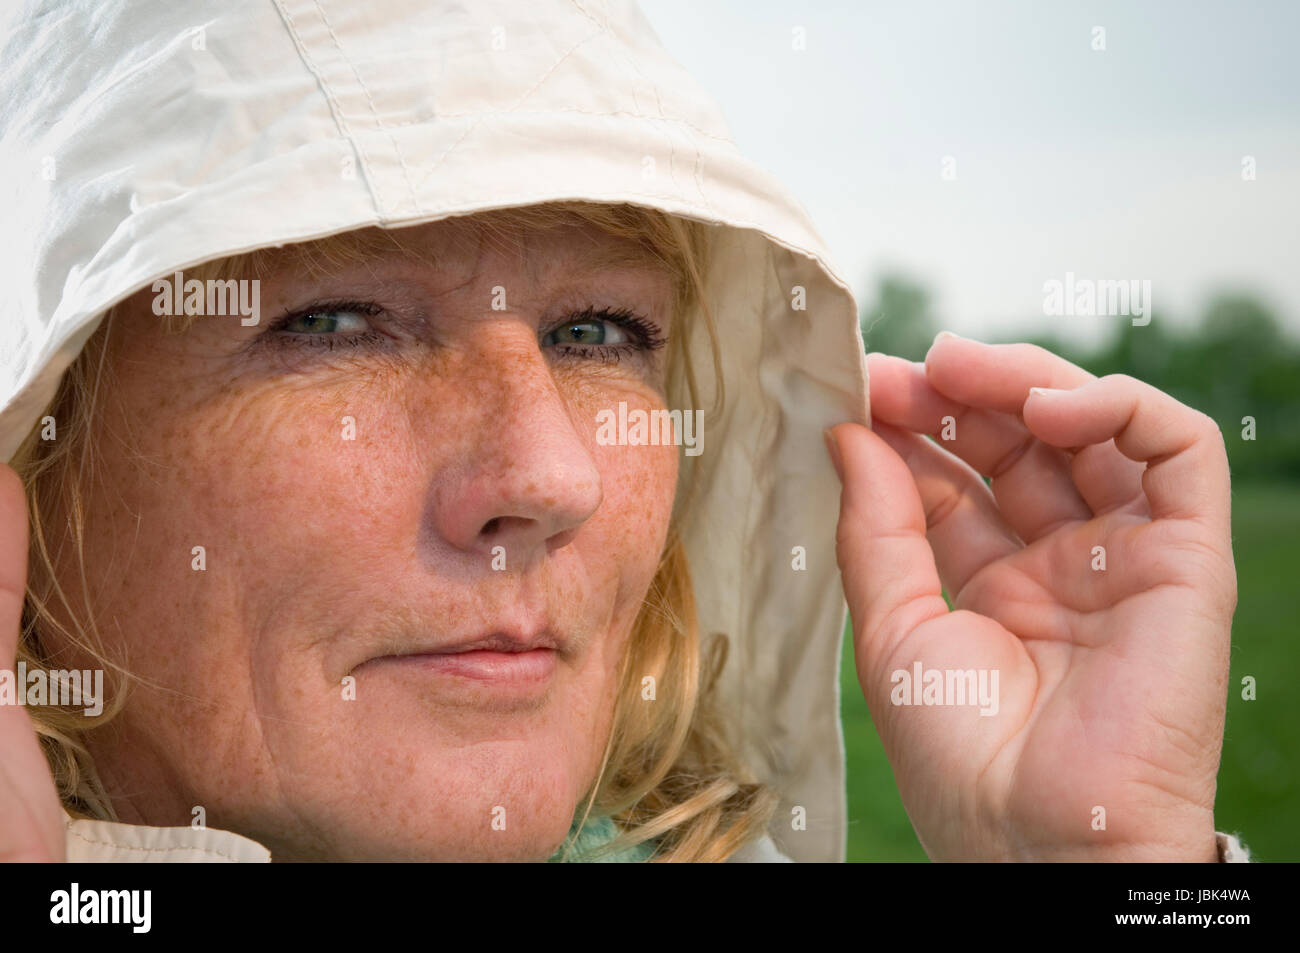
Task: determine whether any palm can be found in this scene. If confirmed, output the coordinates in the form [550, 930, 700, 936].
[831, 337, 1235, 861]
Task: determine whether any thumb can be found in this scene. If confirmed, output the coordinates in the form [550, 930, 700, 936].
[826, 422, 948, 682]
[0, 462, 66, 861]
[0, 462, 26, 668]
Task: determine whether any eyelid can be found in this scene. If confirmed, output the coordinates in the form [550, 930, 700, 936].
[269, 299, 385, 331]
[254, 298, 665, 368]
[542, 306, 665, 349]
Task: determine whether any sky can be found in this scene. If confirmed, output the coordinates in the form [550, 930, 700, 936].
[637, 0, 1300, 348]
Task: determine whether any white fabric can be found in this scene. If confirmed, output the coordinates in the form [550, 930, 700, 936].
[727, 833, 794, 864]
[63, 809, 272, 863]
[2, 0, 869, 862]
[1216, 832, 1251, 863]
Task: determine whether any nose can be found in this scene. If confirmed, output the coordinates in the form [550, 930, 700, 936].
[427, 335, 603, 567]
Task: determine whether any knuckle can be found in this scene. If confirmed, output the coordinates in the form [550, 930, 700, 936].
[1100, 372, 1139, 390]
[1195, 410, 1225, 439]
[1017, 341, 1059, 366]
[1186, 409, 1228, 451]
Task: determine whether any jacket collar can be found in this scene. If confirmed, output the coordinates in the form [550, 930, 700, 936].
[63, 809, 271, 863]
[62, 808, 791, 861]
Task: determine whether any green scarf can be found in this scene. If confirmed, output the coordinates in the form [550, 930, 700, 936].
[546, 814, 658, 862]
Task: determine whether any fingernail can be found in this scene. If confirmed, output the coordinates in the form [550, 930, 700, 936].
[823, 428, 845, 484]
[1029, 386, 1066, 398]
[934, 330, 964, 343]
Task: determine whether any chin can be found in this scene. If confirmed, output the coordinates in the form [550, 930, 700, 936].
[319, 799, 579, 863]
[263, 740, 592, 862]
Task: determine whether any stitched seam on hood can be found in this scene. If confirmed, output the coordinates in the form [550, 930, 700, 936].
[387, 106, 735, 142]
[270, 0, 389, 218]
[307, 0, 420, 214]
[408, 25, 605, 195]
[67, 826, 249, 862]
[568, 0, 709, 212]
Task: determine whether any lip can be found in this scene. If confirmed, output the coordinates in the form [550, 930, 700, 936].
[426, 631, 561, 655]
[353, 628, 564, 699]
[391, 648, 557, 683]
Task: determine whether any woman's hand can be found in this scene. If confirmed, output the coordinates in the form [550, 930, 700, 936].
[0, 463, 65, 861]
[828, 332, 1236, 861]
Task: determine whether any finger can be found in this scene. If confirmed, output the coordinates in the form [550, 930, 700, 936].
[924, 333, 1097, 414]
[0, 463, 26, 665]
[1022, 376, 1232, 539]
[870, 420, 1023, 599]
[827, 421, 949, 676]
[0, 463, 63, 861]
[923, 335, 1150, 522]
[1066, 440, 1150, 518]
[869, 352, 1093, 541]
[0, 708, 64, 862]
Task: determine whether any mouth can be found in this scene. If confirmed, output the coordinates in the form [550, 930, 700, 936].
[354, 628, 563, 696]
[392, 647, 557, 683]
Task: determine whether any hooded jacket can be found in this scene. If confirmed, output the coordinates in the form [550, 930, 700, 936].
[0, 0, 866, 863]
[0, 0, 1252, 864]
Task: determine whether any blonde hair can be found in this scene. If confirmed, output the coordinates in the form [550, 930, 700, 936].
[11, 201, 779, 862]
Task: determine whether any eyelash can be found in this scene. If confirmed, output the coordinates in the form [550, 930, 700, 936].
[544, 306, 666, 364]
[265, 300, 666, 361]
[266, 300, 387, 351]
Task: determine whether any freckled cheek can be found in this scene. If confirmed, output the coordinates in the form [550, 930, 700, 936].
[559, 441, 675, 721]
[592, 441, 678, 604]
[561, 380, 679, 607]
[102, 384, 411, 616]
[614, 442, 677, 532]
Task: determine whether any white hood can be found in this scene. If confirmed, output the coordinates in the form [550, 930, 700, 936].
[0, 0, 870, 862]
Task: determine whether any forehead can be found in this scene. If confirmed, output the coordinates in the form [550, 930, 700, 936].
[246, 216, 671, 288]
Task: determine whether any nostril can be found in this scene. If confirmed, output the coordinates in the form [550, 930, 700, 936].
[481, 517, 501, 536]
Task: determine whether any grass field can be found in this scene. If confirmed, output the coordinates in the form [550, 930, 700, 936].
[838, 479, 1300, 862]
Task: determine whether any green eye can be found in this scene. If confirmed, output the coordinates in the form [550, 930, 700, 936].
[542, 320, 630, 347]
[283, 311, 372, 334]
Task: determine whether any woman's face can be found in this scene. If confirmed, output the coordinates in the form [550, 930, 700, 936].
[66, 218, 680, 860]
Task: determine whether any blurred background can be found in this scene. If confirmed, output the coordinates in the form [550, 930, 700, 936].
[641, 0, 1300, 861]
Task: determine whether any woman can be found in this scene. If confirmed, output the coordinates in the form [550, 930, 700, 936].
[0, 0, 1246, 862]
